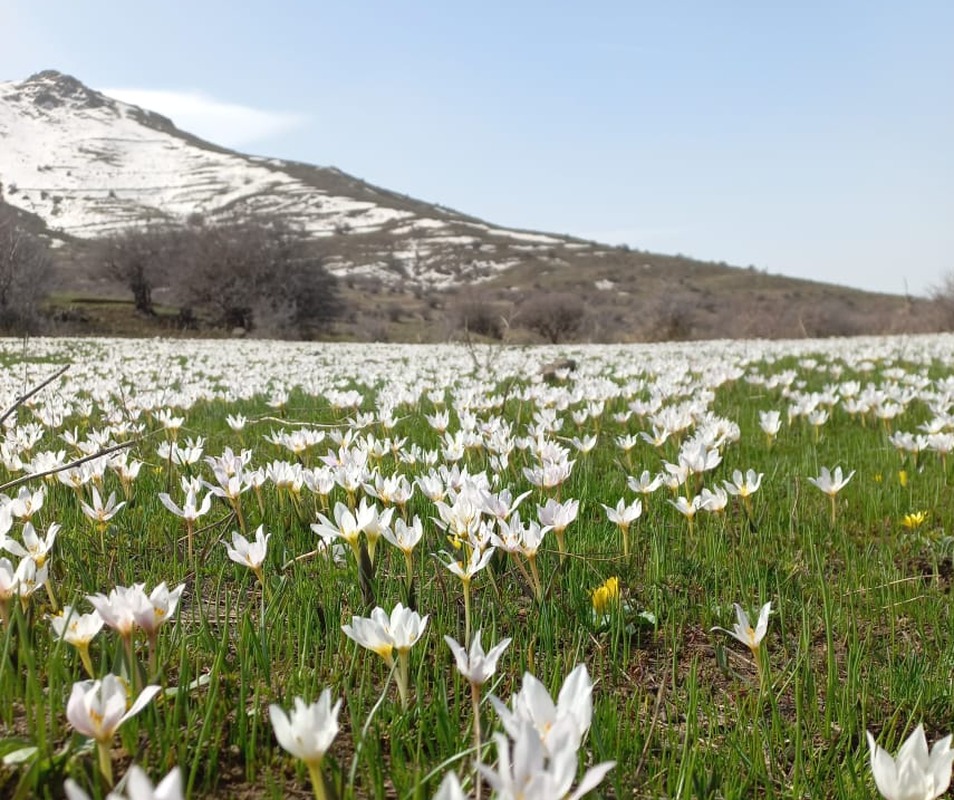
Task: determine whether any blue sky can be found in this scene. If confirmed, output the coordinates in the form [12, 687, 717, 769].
[2, 0, 952, 296]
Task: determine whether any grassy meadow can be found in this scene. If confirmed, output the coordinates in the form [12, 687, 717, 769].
[1, 334, 954, 799]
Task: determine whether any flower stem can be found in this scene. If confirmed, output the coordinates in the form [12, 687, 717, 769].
[123, 634, 138, 691]
[306, 760, 328, 800]
[462, 580, 472, 648]
[147, 633, 159, 680]
[470, 681, 483, 800]
[554, 528, 566, 563]
[396, 650, 410, 710]
[527, 555, 543, 603]
[253, 567, 272, 603]
[233, 498, 247, 536]
[404, 551, 414, 591]
[97, 740, 114, 786]
[44, 581, 59, 613]
[78, 642, 95, 678]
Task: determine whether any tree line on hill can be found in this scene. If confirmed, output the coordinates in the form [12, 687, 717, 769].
[0, 195, 591, 342]
[99, 214, 340, 337]
[0, 198, 341, 337]
[0, 200, 53, 332]
[3, 195, 954, 342]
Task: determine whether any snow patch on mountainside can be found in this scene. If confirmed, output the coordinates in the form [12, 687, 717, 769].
[0, 71, 600, 288]
[0, 73, 411, 238]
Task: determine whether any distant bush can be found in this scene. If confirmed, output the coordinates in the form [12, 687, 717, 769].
[930, 272, 954, 331]
[97, 214, 342, 337]
[99, 223, 178, 315]
[0, 201, 53, 333]
[447, 289, 509, 340]
[174, 215, 341, 337]
[518, 291, 586, 344]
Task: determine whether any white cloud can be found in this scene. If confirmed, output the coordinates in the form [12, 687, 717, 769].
[101, 87, 306, 148]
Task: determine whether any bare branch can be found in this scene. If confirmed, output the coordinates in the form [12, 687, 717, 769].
[0, 363, 70, 426]
[0, 438, 138, 493]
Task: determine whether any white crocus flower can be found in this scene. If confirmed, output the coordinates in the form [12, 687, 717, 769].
[711, 601, 772, 665]
[269, 689, 342, 799]
[490, 663, 594, 754]
[867, 724, 954, 800]
[444, 629, 512, 686]
[478, 721, 615, 800]
[66, 674, 161, 784]
[343, 603, 427, 708]
[64, 765, 183, 800]
[2, 521, 59, 567]
[225, 525, 270, 571]
[808, 465, 855, 497]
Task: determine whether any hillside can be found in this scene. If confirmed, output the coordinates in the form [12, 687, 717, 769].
[0, 70, 942, 342]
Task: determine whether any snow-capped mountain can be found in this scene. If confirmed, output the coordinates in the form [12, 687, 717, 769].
[0, 70, 602, 287]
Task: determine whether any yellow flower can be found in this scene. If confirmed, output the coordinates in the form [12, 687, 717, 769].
[873, 472, 883, 483]
[901, 511, 927, 530]
[591, 577, 620, 615]
[898, 470, 908, 488]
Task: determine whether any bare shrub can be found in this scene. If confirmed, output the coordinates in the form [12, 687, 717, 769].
[447, 289, 509, 340]
[518, 291, 586, 344]
[172, 215, 341, 337]
[930, 272, 954, 330]
[0, 202, 53, 332]
[99, 223, 177, 315]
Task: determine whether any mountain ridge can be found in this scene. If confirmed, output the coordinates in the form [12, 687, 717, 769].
[0, 69, 601, 290]
[0, 69, 942, 342]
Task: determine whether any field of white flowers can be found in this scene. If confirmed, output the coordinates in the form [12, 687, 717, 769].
[2, 334, 954, 799]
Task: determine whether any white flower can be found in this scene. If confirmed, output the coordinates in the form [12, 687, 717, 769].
[759, 409, 782, 436]
[382, 515, 424, 555]
[711, 602, 772, 654]
[626, 470, 663, 495]
[66, 674, 160, 744]
[537, 498, 579, 532]
[478, 720, 614, 800]
[867, 724, 954, 800]
[602, 497, 641, 527]
[158, 488, 212, 523]
[87, 585, 146, 638]
[132, 582, 186, 637]
[2, 522, 59, 568]
[444, 629, 512, 686]
[269, 689, 342, 766]
[311, 501, 373, 553]
[668, 495, 702, 520]
[807, 466, 855, 496]
[698, 487, 729, 513]
[65, 765, 183, 800]
[79, 486, 126, 527]
[490, 663, 593, 754]
[723, 469, 764, 498]
[50, 605, 104, 646]
[225, 525, 270, 571]
[441, 546, 495, 585]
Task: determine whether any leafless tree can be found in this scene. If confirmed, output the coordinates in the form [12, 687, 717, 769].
[447, 288, 510, 340]
[519, 291, 586, 344]
[0, 202, 53, 332]
[99, 223, 178, 315]
[173, 215, 340, 337]
[930, 271, 954, 330]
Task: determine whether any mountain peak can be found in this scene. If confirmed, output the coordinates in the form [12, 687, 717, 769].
[0, 71, 579, 288]
[18, 70, 109, 111]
